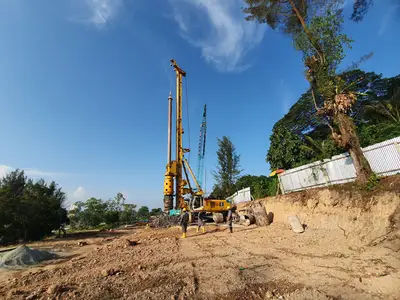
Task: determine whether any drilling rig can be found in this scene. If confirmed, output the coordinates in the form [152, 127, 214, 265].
[163, 60, 230, 219]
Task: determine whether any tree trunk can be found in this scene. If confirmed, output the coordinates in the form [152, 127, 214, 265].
[334, 113, 373, 184]
[288, 0, 324, 63]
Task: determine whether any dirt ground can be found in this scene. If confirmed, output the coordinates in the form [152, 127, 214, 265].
[0, 221, 399, 300]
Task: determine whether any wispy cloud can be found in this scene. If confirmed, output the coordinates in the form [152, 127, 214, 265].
[73, 0, 124, 28]
[0, 165, 71, 179]
[378, 4, 400, 36]
[0, 165, 13, 178]
[169, 0, 265, 72]
[72, 186, 87, 201]
[279, 79, 294, 114]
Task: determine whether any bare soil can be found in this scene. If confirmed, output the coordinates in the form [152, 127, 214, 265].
[0, 221, 399, 300]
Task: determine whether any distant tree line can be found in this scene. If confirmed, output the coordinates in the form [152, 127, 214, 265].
[0, 169, 163, 244]
[68, 195, 163, 230]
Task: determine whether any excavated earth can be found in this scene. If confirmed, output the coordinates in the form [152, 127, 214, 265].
[0, 176, 399, 300]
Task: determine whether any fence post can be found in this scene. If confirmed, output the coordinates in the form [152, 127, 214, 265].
[278, 176, 285, 195]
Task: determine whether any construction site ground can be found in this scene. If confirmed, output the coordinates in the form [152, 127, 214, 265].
[1, 220, 399, 300]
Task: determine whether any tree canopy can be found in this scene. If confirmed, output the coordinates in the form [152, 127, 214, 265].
[267, 71, 400, 170]
[243, 0, 378, 183]
[236, 175, 278, 199]
[0, 170, 66, 245]
[211, 136, 242, 198]
[137, 206, 150, 220]
[68, 197, 161, 229]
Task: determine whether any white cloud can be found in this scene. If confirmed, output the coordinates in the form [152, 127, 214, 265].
[0, 165, 13, 178]
[72, 186, 87, 201]
[378, 4, 400, 36]
[169, 0, 265, 72]
[77, 0, 124, 28]
[24, 168, 65, 178]
[0, 165, 70, 179]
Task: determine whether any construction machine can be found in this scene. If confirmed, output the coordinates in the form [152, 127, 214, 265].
[163, 59, 231, 221]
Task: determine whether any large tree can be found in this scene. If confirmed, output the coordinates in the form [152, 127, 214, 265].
[266, 71, 400, 168]
[244, 0, 374, 183]
[120, 204, 137, 224]
[212, 136, 242, 198]
[0, 170, 66, 244]
[150, 208, 163, 216]
[137, 206, 150, 220]
[267, 126, 310, 169]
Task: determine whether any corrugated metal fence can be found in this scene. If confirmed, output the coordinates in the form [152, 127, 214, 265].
[226, 187, 253, 204]
[278, 136, 400, 194]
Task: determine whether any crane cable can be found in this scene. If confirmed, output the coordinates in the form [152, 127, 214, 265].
[184, 77, 191, 164]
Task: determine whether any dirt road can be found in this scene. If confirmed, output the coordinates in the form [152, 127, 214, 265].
[1, 221, 399, 300]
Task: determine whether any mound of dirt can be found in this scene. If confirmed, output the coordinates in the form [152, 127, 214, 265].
[0, 246, 55, 269]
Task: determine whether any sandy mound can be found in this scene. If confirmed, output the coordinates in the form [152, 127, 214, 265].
[0, 246, 55, 269]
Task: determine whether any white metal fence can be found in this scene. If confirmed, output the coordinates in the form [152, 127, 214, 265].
[226, 187, 253, 204]
[278, 136, 400, 194]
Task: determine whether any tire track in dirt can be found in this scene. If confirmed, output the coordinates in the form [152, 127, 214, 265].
[193, 228, 395, 300]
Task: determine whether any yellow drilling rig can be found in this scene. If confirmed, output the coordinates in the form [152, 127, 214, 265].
[163, 59, 230, 220]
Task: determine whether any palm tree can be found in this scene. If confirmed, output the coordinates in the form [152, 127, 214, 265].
[364, 86, 400, 124]
[300, 135, 336, 161]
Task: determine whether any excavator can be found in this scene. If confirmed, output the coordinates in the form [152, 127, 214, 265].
[163, 59, 230, 222]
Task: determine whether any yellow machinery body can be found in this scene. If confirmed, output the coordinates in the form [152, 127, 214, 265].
[202, 199, 230, 213]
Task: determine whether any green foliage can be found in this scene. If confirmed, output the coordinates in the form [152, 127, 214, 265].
[236, 175, 278, 199]
[84, 198, 108, 227]
[295, 7, 353, 77]
[0, 170, 66, 244]
[351, 0, 373, 22]
[358, 123, 400, 148]
[364, 84, 400, 124]
[267, 126, 310, 170]
[244, 1, 377, 182]
[212, 136, 242, 198]
[120, 204, 137, 224]
[365, 173, 380, 191]
[276, 70, 388, 135]
[209, 185, 225, 199]
[243, 0, 325, 35]
[69, 193, 142, 229]
[150, 208, 163, 217]
[137, 206, 150, 220]
[300, 135, 342, 161]
[267, 71, 400, 170]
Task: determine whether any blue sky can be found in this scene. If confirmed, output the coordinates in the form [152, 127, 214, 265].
[0, 0, 399, 209]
